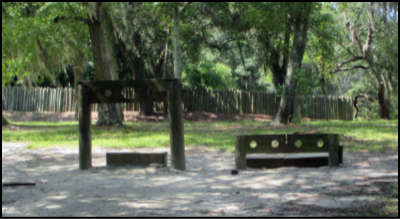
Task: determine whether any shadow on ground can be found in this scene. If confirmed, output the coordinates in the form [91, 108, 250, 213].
[2, 144, 398, 217]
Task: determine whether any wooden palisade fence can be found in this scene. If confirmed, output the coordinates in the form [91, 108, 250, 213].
[2, 86, 354, 120]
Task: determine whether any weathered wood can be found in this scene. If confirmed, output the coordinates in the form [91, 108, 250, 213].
[235, 137, 247, 170]
[2, 87, 354, 121]
[79, 84, 92, 170]
[106, 152, 167, 167]
[327, 134, 340, 167]
[168, 80, 186, 170]
[2, 182, 36, 187]
[235, 133, 341, 169]
[78, 79, 172, 104]
[247, 154, 329, 168]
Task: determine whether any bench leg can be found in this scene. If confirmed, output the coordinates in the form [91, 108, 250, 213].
[339, 146, 343, 164]
[235, 137, 247, 170]
[235, 152, 246, 170]
[328, 135, 340, 167]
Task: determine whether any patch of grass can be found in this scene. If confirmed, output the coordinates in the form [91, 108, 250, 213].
[2, 119, 398, 153]
[380, 183, 398, 217]
[304, 119, 398, 152]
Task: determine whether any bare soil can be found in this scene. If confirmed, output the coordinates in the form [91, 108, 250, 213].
[2, 112, 398, 217]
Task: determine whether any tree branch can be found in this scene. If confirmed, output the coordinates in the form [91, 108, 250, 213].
[362, 7, 374, 58]
[53, 15, 89, 25]
[331, 65, 369, 74]
[343, 11, 363, 53]
[336, 56, 365, 69]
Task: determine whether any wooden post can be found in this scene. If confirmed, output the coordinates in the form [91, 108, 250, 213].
[327, 134, 340, 167]
[79, 84, 92, 170]
[168, 80, 186, 170]
[235, 136, 247, 170]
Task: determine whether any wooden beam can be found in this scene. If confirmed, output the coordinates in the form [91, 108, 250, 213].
[2, 182, 36, 187]
[78, 79, 174, 104]
[168, 80, 185, 170]
[79, 84, 92, 170]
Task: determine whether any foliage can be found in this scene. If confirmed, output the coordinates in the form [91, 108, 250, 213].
[183, 51, 233, 89]
[2, 2, 398, 120]
[2, 2, 91, 87]
[333, 2, 398, 119]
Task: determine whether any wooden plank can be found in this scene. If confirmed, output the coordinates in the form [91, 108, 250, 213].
[236, 134, 332, 154]
[46, 88, 50, 111]
[49, 88, 53, 112]
[106, 152, 167, 167]
[15, 86, 19, 111]
[237, 134, 287, 154]
[78, 79, 175, 104]
[3, 182, 36, 187]
[247, 155, 329, 168]
[3, 87, 7, 111]
[235, 134, 341, 169]
[23, 87, 27, 111]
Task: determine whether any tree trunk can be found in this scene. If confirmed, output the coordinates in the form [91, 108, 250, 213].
[270, 22, 290, 88]
[173, 6, 183, 79]
[274, 8, 311, 125]
[139, 88, 154, 116]
[340, 6, 393, 120]
[114, 32, 154, 116]
[73, 51, 85, 121]
[132, 32, 154, 116]
[87, 3, 123, 126]
[353, 94, 374, 118]
[237, 40, 248, 78]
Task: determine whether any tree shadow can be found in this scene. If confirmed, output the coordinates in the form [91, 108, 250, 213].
[2, 147, 397, 217]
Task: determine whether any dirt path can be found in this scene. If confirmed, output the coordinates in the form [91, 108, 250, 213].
[2, 142, 398, 217]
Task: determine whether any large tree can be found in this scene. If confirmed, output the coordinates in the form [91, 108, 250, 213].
[86, 3, 123, 125]
[273, 3, 315, 124]
[108, 3, 172, 115]
[334, 2, 398, 119]
[2, 2, 91, 122]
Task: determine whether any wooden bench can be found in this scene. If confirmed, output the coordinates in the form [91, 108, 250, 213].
[235, 133, 343, 169]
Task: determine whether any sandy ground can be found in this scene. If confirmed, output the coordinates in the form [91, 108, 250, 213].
[2, 111, 398, 216]
[2, 141, 398, 217]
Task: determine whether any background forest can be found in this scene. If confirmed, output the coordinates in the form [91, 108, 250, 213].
[2, 2, 398, 123]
